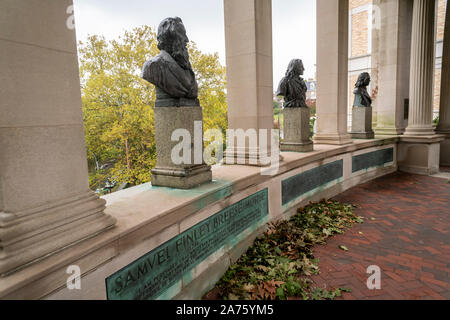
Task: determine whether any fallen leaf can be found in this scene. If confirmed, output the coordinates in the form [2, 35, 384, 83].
[339, 245, 349, 251]
[228, 293, 239, 300]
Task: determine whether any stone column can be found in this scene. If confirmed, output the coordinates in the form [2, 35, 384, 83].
[404, 0, 436, 135]
[0, 0, 115, 276]
[436, 2, 450, 166]
[374, 0, 413, 135]
[370, 0, 381, 129]
[223, 0, 275, 165]
[398, 0, 444, 174]
[313, 0, 352, 145]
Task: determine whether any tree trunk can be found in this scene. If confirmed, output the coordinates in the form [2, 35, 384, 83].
[125, 138, 131, 171]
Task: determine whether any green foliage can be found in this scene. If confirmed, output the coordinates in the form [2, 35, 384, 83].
[79, 26, 227, 191]
[308, 101, 316, 138]
[433, 115, 439, 125]
[309, 116, 316, 138]
[273, 100, 281, 110]
[273, 108, 283, 131]
[215, 200, 362, 300]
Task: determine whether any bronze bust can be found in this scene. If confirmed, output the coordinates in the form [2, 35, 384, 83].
[276, 59, 308, 108]
[353, 72, 372, 107]
[142, 17, 199, 107]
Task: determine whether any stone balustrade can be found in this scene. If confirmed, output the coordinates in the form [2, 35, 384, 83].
[0, 138, 398, 299]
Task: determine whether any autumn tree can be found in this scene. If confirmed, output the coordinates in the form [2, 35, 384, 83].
[79, 26, 227, 192]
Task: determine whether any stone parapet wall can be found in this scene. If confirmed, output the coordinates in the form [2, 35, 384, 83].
[0, 138, 398, 300]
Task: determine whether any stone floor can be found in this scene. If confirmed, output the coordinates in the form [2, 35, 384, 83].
[311, 171, 450, 300]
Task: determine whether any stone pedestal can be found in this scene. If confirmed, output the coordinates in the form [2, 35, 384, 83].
[151, 106, 212, 189]
[398, 135, 445, 175]
[281, 108, 313, 152]
[351, 107, 375, 139]
[438, 136, 450, 166]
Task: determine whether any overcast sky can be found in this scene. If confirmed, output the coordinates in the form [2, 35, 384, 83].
[73, 0, 316, 88]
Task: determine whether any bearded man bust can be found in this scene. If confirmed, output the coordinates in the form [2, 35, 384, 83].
[276, 59, 308, 108]
[142, 17, 199, 107]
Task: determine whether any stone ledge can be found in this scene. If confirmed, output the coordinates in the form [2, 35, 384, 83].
[0, 137, 398, 299]
[399, 134, 445, 144]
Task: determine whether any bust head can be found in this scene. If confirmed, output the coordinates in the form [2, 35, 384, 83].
[285, 59, 304, 78]
[142, 17, 199, 105]
[353, 72, 372, 107]
[157, 17, 191, 69]
[355, 72, 371, 88]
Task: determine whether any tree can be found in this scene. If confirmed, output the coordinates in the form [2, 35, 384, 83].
[79, 26, 227, 192]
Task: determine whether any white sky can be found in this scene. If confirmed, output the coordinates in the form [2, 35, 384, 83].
[73, 0, 316, 89]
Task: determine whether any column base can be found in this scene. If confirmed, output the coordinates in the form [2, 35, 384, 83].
[374, 126, 405, 136]
[313, 133, 353, 145]
[151, 164, 212, 189]
[0, 191, 116, 277]
[404, 126, 435, 136]
[398, 134, 445, 175]
[281, 141, 313, 152]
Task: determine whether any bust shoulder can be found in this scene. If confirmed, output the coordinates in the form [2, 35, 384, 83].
[276, 76, 288, 97]
[143, 51, 171, 71]
[353, 87, 362, 95]
[142, 51, 176, 84]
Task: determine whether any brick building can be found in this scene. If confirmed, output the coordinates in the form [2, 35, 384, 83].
[348, 0, 448, 128]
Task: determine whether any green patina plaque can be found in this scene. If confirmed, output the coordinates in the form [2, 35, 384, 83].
[105, 188, 269, 300]
[352, 148, 394, 173]
[281, 160, 343, 206]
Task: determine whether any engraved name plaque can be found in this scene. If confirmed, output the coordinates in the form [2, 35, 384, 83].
[106, 188, 269, 300]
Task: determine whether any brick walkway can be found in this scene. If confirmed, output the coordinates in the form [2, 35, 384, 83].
[311, 172, 450, 300]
